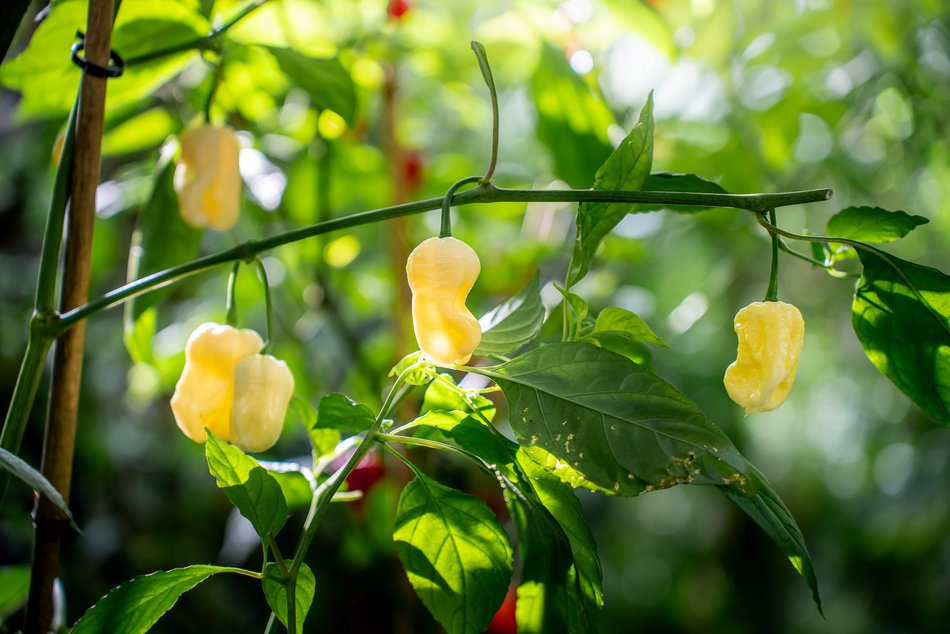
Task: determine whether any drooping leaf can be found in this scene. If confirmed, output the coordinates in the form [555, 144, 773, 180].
[265, 47, 357, 124]
[567, 94, 654, 286]
[515, 450, 603, 632]
[476, 272, 544, 356]
[71, 565, 230, 634]
[531, 42, 614, 189]
[827, 206, 929, 243]
[0, 448, 73, 522]
[638, 172, 729, 213]
[205, 434, 288, 538]
[393, 472, 513, 634]
[403, 413, 603, 632]
[852, 249, 950, 424]
[262, 562, 316, 634]
[477, 342, 820, 609]
[0, 564, 30, 623]
[316, 393, 376, 432]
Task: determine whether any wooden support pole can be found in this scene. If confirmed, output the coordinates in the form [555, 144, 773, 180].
[24, 0, 114, 631]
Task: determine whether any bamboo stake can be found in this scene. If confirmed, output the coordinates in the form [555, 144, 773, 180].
[24, 0, 114, 631]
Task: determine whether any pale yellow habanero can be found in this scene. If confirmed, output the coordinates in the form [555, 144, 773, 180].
[406, 236, 482, 365]
[171, 322, 294, 452]
[724, 301, 805, 414]
[174, 125, 241, 230]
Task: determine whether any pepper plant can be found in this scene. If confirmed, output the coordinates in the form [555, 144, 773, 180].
[1, 1, 948, 633]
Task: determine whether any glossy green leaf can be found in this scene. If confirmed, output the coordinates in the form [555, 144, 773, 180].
[639, 172, 729, 213]
[393, 472, 513, 634]
[478, 342, 820, 609]
[567, 94, 654, 286]
[0, 564, 30, 622]
[316, 392, 376, 432]
[852, 250, 950, 424]
[589, 306, 668, 348]
[531, 42, 614, 189]
[476, 272, 544, 356]
[827, 206, 929, 243]
[553, 282, 589, 341]
[265, 47, 357, 124]
[71, 565, 229, 634]
[262, 562, 316, 634]
[205, 434, 288, 538]
[0, 448, 73, 522]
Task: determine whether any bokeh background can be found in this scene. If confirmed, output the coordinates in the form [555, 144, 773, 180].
[2, 0, 949, 632]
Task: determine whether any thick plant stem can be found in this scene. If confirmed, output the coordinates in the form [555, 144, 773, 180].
[24, 0, 113, 631]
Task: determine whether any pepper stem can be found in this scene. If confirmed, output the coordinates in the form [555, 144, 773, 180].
[254, 257, 274, 352]
[439, 175, 482, 238]
[764, 209, 780, 302]
[225, 261, 241, 325]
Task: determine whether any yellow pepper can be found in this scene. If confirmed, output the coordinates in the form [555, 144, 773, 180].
[174, 125, 241, 230]
[724, 301, 804, 414]
[406, 236, 482, 365]
[231, 354, 295, 453]
[170, 322, 294, 452]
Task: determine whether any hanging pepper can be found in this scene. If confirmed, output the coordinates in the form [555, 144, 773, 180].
[724, 301, 805, 414]
[406, 236, 482, 365]
[174, 124, 242, 230]
[171, 322, 294, 452]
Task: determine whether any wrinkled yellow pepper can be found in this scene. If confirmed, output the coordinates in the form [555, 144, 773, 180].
[174, 125, 241, 230]
[724, 301, 804, 414]
[406, 236, 482, 365]
[170, 322, 294, 452]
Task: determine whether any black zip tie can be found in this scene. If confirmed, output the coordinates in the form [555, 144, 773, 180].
[71, 31, 124, 78]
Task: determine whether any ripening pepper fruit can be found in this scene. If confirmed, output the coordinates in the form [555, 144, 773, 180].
[174, 124, 241, 230]
[170, 322, 294, 452]
[406, 236, 482, 365]
[724, 301, 805, 414]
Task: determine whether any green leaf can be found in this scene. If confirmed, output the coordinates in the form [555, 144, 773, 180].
[0, 564, 30, 623]
[477, 342, 820, 609]
[719, 464, 823, 615]
[0, 0, 208, 120]
[265, 47, 357, 124]
[639, 172, 729, 213]
[71, 565, 229, 634]
[515, 450, 602, 633]
[588, 306, 668, 348]
[393, 473, 513, 634]
[103, 108, 177, 156]
[262, 562, 316, 634]
[476, 272, 544, 356]
[389, 351, 437, 386]
[553, 282, 589, 341]
[0, 448, 73, 522]
[531, 43, 614, 189]
[205, 434, 288, 538]
[852, 250, 950, 424]
[567, 94, 655, 286]
[0, 0, 31, 63]
[316, 393, 376, 432]
[827, 206, 929, 243]
[421, 374, 495, 422]
[261, 462, 314, 512]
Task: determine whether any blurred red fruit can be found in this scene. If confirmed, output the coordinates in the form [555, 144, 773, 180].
[487, 587, 517, 634]
[388, 0, 410, 19]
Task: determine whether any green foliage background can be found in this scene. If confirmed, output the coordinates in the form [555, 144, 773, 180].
[2, 0, 950, 632]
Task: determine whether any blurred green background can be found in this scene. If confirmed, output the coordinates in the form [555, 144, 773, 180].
[2, 0, 949, 632]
